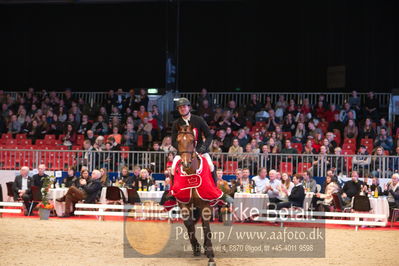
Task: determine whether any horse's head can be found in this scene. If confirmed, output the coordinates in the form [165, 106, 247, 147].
[177, 124, 196, 169]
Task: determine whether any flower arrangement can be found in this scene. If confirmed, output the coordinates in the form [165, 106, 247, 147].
[38, 202, 54, 210]
[40, 175, 54, 210]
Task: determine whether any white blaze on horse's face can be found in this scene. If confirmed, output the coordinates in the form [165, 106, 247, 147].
[178, 126, 195, 169]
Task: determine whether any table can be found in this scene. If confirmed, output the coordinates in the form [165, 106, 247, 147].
[48, 188, 68, 216]
[99, 187, 164, 204]
[233, 193, 269, 222]
[369, 196, 390, 222]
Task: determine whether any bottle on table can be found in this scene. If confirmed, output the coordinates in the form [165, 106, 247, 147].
[374, 187, 379, 198]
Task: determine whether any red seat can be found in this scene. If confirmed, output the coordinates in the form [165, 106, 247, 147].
[280, 162, 293, 175]
[342, 143, 356, 152]
[76, 134, 85, 145]
[297, 162, 311, 173]
[360, 138, 373, 145]
[58, 134, 66, 141]
[15, 133, 27, 140]
[1, 133, 12, 139]
[345, 157, 353, 172]
[120, 146, 130, 159]
[341, 149, 354, 155]
[344, 138, 356, 145]
[223, 161, 238, 174]
[255, 121, 266, 127]
[252, 126, 262, 132]
[362, 143, 374, 154]
[44, 134, 56, 141]
[7, 139, 17, 145]
[291, 143, 303, 153]
[36, 139, 45, 145]
[18, 139, 32, 145]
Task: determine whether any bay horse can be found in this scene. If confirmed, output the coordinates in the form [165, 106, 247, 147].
[174, 124, 216, 266]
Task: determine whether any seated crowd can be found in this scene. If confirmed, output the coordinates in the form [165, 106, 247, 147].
[1, 89, 398, 179]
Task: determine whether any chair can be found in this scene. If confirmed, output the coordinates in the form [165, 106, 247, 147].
[291, 143, 303, 153]
[279, 162, 293, 175]
[44, 134, 56, 141]
[105, 187, 124, 205]
[342, 143, 356, 152]
[127, 188, 141, 204]
[352, 195, 371, 212]
[343, 138, 356, 145]
[391, 208, 399, 227]
[36, 139, 45, 145]
[331, 193, 351, 213]
[18, 139, 32, 145]
[223, 161, 238, 174]
[6, 182, 15, 201]
[1, 133, 12, 140]
[297, 162, 311, 173]
[15, 133, 27, 140]
[28, 186, 42, 216]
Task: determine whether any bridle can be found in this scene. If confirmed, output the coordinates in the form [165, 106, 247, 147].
[177, 129, 196, 158]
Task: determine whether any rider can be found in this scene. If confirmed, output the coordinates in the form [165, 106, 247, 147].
[171, 97, 233, 205]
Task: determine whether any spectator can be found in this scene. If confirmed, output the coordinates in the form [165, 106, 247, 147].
[278, 173, 294, 202]
[196, 88, 213, 109]
[228, 138, 243, 158]
[62, 124, 76, 146]
[276, 174, 305, 210]
[58, 169, 102, 218]
[325, 132, 337, 148]
[339, 102, 356, 123]
[348, 90, 361, 115]
[265, 109, 280, 131]
[125, 165, 140, 189]
[316, 172, 340, 211]
[383, 173, 399, 210]
[265, 169, 281, 204]
[58, 106, 67, 123]
[330, 147, 346, 176]
[369, 177, 382, 196]
[48, 114, 63, 136]
[302, 170, 317, 193]
[110, 126, 122, 144]
[252, 168, 269, 193]
[165, 152, 175, 169]
[341, 171, 366, 206]
[240, 143, 258, 171]
[77, 114, 92, 136]
[85, 130, 96, 145]
[322, 138, 335, 154]
[12, 166, 34, 216]
[377, 118, 392, 136]
[27, 120, 43, 143]
[328, 113, 345, 135]
[99, 168, 110, 187]
[374, 127, 393, 152]
[8, 114, 21, 134]
[137, 105, 148, 121]
[314, 101, 327, 120]
[151, 105, 163, 130]
[286, 99, 298, 117]
[32, 164, 48, 188]
[389, 146, 399, 174]
[292, 122, 307, 143]
[266, 137, 280, 154]
[371, 146, 390, 178]
[282, 113, 296, 134]
[63, 167, 77, 188]
[138, 88, 149, 111]
[352, 145, 371, 177]
[160, 136, 177, 153]
[122, 123, 137, 149]
[281, 139, 298, 162]
[137, 168, 154, 190]
[344, 119, 358, 140]
[119, 166, 130, 182]
[300, 98, 312, 119]
[364, 91, 379, 120]
[359, 118, 376, 140]
[246, 94, 262, 117]
[237, 128, 250, 148]
[147, 112, 160, 141]
[92, 115, 108, 135]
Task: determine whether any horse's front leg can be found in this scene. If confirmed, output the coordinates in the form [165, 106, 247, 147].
[201, 207, 216, 266]
[181, 205, 201, 256]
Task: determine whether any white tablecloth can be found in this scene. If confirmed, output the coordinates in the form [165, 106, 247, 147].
[233, 193, 269, 221]
[369, 196, 390, 222]
[99, 187, 164, 203]
[48, 188, 68, 216]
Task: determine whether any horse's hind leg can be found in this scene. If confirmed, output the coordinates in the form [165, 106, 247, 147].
[182, 206, 201, 256]
[201, 208, 216, 265]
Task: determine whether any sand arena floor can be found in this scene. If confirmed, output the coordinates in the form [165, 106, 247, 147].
[0, 218, 398, 266]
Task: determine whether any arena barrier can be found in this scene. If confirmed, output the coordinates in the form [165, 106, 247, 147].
[0, 149, 397, 178]
[254, 210, 387, 231]
[0, 202, 23, 214]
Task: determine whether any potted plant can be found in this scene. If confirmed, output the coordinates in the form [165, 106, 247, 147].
[38, 175, 54, 220]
